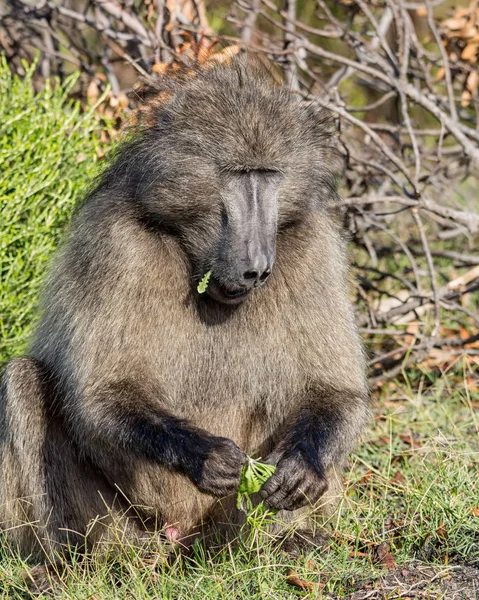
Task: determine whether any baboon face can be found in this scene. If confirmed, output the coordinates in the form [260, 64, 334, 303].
[139, 151, 289, 306]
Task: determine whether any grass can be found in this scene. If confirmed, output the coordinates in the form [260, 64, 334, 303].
[0, 58, 478, 598]
[0, 56, 109, 363]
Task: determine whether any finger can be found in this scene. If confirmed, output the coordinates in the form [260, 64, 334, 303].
[268, 478, 311, 510]
[263, 486, 291, 509]
[273, 495, 308, 511]
[264, 449, 283, 466]
[266, 472, 328, 510]
[259, 471, 284, 498]
[284, 477, 328, 509]
[262, 474, 302, 508]
[277, 487, 312, 511]
[309, 477, 328, 502]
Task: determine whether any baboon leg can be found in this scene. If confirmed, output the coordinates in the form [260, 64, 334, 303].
[0, 358, 139, 561]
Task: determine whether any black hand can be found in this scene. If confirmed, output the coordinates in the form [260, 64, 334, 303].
[260, 453, 328, 511]
[194, 436, 246, 497]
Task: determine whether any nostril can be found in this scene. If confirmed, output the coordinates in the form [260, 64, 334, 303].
[244, 270, 259, 280]
[243, 266, 272, 285]
[260, 268, 271, 282]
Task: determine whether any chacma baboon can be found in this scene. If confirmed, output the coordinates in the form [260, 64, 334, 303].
[0, 53, 369, 566]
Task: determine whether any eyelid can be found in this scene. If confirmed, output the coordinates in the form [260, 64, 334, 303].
[220, 166, 284, 177]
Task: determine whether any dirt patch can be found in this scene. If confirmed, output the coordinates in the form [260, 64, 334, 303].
[342, 563, 479, 599]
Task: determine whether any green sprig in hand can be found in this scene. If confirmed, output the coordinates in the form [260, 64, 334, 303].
[237, 456, 277, 521]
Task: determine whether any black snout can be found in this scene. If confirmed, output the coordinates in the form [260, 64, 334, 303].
[242, 257, 272, 287]
[209, 170, 279, 304]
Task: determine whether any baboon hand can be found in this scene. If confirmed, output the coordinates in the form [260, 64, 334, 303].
[196, 437, 246, 497]
[259, 453, 328, 511]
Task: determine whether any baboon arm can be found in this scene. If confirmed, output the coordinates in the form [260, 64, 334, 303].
[70, 380, 245, 496]
[282, 392, 369, 469]
[261, 387, 369, 510]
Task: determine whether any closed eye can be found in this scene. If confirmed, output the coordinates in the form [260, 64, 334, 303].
[222, 167, 284, 177]
[278, 216, 303, 232]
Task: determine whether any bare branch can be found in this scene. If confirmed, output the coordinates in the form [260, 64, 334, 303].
[2, 0, 478, 378]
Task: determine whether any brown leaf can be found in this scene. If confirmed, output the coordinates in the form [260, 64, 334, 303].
[423, 348, 459, 368]
[456, 7, 475, 18]
[472, 507, 479, 517]
[87, 80, 100, 103]
[436, 522, 448, 539]
[374, 436, 391, 447]
[442, 16, 469, 34]
[466, 377, 479, 392]
[391, 471, 406, 485]
[440, 326, 459, 338]
[461, 89, 472, 107]
[359, 469, 374, 484]
[384, 515, 398, 532]
[467, 71, 479, 95]
[448, 265, 479, 290]
[286, 570, 315, 591]
[461, 42, 479, 61]
[406, 321, 421, 336]
[399, 433, 422, 448]
[375, 542, 396, 571]
[460, 25, 479, 39]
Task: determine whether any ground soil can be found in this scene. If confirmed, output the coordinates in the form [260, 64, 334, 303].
[340, 563, 479, 600]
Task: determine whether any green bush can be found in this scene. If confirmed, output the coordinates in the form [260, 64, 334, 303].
[0, 57, 109, 362]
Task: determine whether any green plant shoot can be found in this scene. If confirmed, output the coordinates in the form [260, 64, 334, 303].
[237, 456, 276, 514]
[197, 270, 212, 294]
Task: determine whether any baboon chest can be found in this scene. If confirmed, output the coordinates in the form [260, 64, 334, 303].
[146, 300, 304, 428]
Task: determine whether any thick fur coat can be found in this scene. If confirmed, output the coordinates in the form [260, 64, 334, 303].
[0, 54, 369, 561]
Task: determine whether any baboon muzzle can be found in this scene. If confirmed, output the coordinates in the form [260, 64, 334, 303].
[209, 170, 279, 304]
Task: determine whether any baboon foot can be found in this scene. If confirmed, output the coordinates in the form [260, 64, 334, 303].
[276, 528, 330, 557]
[23, 563, 63, 597]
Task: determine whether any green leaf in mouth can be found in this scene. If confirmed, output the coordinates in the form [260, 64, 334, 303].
[197, 270, 212, 294]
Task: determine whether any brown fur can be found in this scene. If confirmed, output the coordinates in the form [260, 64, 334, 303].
[0, 53, 369, 566]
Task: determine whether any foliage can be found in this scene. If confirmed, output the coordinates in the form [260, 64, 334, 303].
[0, 56, 109, 363]
[197, 270, 212, 294]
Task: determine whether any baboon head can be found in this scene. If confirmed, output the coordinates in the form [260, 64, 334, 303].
[120, 54, 343, 305]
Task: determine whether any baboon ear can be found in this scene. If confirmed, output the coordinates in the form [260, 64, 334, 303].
[299, 100, 345, 180]
[299, 100, 338, 136]
[128, 78, 180, 129]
